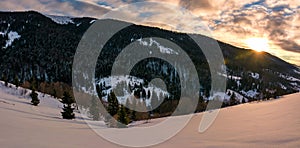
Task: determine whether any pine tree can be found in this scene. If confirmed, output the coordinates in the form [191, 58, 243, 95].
[229, 93, 237, 106]
[131, 110, 136, 121]
[60, 91, 75, 119]
[141, 88, 146, 99]
[242, 97, 246, 104]
[89, 96, 101, 121]
[196, 96, 207, 112]
[14, 75, 20, 89]
[30, 76, 37, 90]
[125, 99, 131, 115]
[130, 97, 137, 121]
[2, 74, 8, 87]
[107, 91, 119, 117]
[30, 88, 40, 106]
[96, 84, 102, 99]
[147, 90, 151, 99]
[52, 89, 57, 98]
[117, 105, 129, 127]
[227, 91, 231, 96]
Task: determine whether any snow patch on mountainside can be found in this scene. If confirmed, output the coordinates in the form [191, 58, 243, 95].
[90, 20, 97, 24]
[279, 83, 287, 90]
[209, 89, 248, 103]
[137, 38, 179, 55]
[294, 69, 300, 75]
[218, 73, 242, 80]
[250, 72, 260, 79]
[279, 73, 300, 82]
[45, 15, 74, 25]
[3, 31, 21, 48]
[97, 75, 169, 105]
[98, 75, 144, 90]
[241, 89, 259, 98]
[0, 31, 6, 36]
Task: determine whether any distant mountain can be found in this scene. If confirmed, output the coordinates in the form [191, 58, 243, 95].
[0, 11, 299, 104]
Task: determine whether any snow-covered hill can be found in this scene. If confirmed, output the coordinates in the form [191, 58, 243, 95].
[0, 81, 62, 109]
[0, 82, 300, 147]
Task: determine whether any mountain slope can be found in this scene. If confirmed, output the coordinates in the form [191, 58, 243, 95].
[0, 11, 299, 102]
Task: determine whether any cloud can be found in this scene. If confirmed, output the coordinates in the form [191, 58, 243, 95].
[179, 0, 213, 12]
[278, 40, 300, 52]
[0, 0, 110, 17]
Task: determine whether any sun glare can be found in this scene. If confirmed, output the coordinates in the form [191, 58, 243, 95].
[245, 38, 270, 52]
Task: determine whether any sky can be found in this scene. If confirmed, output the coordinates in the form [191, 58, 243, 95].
[0, 0, 300, 66]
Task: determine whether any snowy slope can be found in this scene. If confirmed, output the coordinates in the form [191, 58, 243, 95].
[1, 82, 300, 147]
[0, 81, 62, 108]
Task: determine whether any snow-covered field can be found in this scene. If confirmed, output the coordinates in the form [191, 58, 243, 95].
[0, 82, 300, 147]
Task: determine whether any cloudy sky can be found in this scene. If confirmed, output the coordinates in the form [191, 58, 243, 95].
[1, 0, 299, 65]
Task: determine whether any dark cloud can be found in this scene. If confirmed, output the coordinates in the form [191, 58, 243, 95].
[179, 0, 213, 12]
[272, 4, 289, 12]
[232, 16, 252, 25]
[262, 6, 300, 52]
[276, 40, 300, 53]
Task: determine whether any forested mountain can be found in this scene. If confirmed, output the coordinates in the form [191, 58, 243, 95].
[0, 11, 299, 117]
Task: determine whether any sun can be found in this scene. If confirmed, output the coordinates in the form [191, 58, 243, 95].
[245, 38, 270, 52]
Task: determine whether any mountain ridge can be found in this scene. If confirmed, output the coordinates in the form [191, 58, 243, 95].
[0, 10, 299, 104]
[0, 10, 297, 67]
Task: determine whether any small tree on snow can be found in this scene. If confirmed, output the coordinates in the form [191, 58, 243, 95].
[30, 88, 40, 106]
[14, 75, 20, 89]
[107, 91, 119, 117]
[117, 105, 129, 127]
[60, 91, 75, 119]
[2, 74, 8, 87]
[242, 97, 246, 104]
[229, 93, 238, 106]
